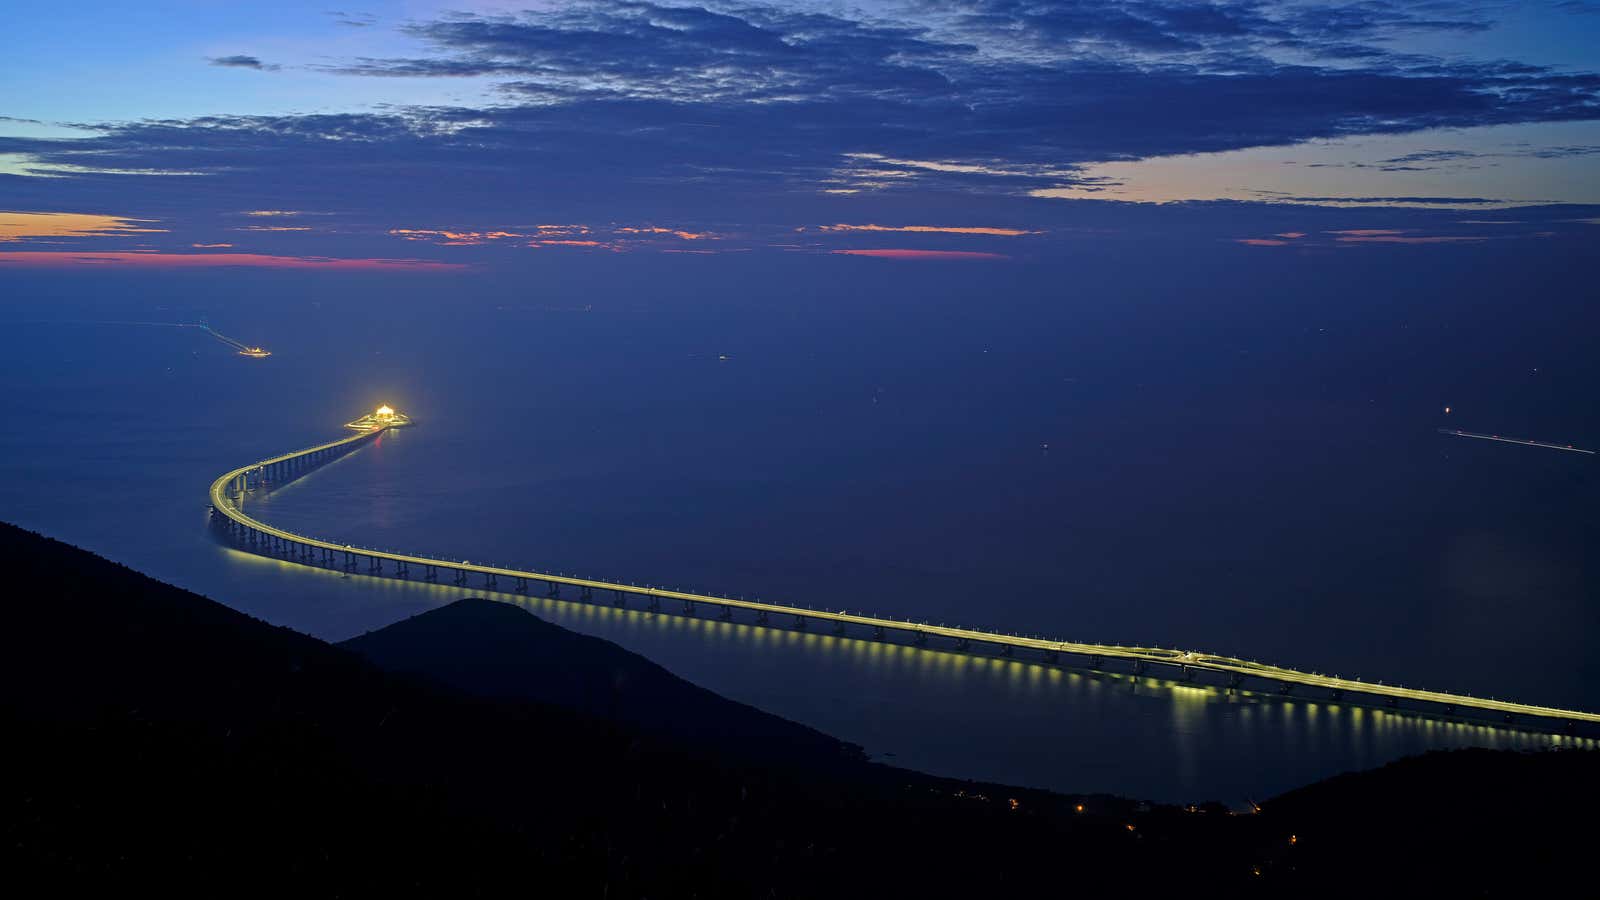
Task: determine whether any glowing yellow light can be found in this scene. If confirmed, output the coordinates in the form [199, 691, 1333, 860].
[376, 405, 395, 418]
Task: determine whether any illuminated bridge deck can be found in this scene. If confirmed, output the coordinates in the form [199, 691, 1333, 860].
[209, 413, 1600, 731]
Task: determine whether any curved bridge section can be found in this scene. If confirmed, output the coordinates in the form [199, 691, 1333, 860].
[210, 412, 1600, 732]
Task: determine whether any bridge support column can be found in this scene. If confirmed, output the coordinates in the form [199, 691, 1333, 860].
[831, 621, 845, 636]
[546, 582, 559, 598]
[453, 570, 466, 586]
[954, 637, 970, 651]
[580, 587, 593, 601]
[369, 558, 380, 574]
[872, 625, 886, 641]
[999, 645, 1013, 658]
[913, 632, 927, 647]
[683, 600, 696, 615]
[396, 562, 408, 578]
[647, 596, 661, 612]
[424, 566, 437, 582]
[1227, 673, 1244, 690]
[1277, 682, 1292, 695]
[484, 573, 497, 588]
[1384, 697, 1398, 709]
[1043, 650, 1059, 664]
[1088, 655, 1103, 669]
[753, 610, 767, 625]
[1442, 704, 1456, 717]
[717, 606, 732, 621]
[613, 590, 626, 607]
[1132, 660, 1147, 675]
[791, 615, 806, 630]
[515, 577, 527, 593]
[1329, 689, 1343, 701]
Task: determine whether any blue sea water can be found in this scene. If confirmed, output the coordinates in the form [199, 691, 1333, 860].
[2, 246, 1596, 802]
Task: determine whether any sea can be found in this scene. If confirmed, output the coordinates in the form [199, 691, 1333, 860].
[3, 247, 1596, 803]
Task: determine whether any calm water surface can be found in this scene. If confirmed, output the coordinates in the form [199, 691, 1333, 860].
[3, 256, 1595, 802]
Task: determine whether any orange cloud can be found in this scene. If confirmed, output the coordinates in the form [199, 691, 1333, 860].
[0, 251, 464, 270]
[0, 211, 166, 243]
[832, 249, 1009, 260]
[1275, 232, 1306, 239]
[389, 228, 525, 245]
[242, 210, 305, 217]
[615, 226, 714, 240]
[529, 239, 610, 248]
[818, 223, 1037, 236]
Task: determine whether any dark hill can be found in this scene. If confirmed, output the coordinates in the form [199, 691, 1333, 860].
[4, 519, 1597, 895]
[0, 521, 1226, 895]
[341, 597, 863, 767]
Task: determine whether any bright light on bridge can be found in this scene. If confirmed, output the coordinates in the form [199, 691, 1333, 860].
[346, 405, 412, 431]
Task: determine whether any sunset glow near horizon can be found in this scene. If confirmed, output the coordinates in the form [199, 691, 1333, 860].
[1, 1, 1596, 271]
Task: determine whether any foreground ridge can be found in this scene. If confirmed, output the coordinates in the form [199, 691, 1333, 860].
[209, 408, 1600, 730]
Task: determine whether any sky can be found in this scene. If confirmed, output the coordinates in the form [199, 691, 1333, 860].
[2, 0, 1599, 268]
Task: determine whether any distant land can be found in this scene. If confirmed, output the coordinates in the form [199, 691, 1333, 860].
[2, 520, 1595, 895]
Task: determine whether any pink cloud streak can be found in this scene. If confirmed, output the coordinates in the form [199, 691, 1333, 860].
[0, 251, 465, 270]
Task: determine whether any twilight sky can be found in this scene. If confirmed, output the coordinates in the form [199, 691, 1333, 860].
[3, 0, 1599, 269]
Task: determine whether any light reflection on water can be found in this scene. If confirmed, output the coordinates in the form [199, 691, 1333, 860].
[223, 545, 1590, 803]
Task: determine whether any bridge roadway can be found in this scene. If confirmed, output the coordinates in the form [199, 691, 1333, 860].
[209, 423, 1600, 730]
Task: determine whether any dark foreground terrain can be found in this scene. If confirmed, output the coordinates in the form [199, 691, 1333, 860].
[2, 521, 1595, 896]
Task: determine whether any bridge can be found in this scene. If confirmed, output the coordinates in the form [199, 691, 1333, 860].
[209, 408, 1600, 732]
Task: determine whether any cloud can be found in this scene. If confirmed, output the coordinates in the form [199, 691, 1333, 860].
[0, 251, 462, 269]
[191, 242, 232, 248]
[3, 1, 1598, 264]
[816, 223, 1038, 236]
[0, 211, 165, 242]
[831, 249, 1010, 260]
[209, 55, 280, 72]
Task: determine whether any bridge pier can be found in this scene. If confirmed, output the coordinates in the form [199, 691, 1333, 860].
[1088, 654, 1103, 669]
[999, 645, 1013, 658]
[547, 582, 560, 598]
[1179, 665, 1196, 682]
[791, 615, 806, 630]
[1384, 697, 1398, 708]
[913, 632, 927, 647]
[955, 637, 970, 651]
[453, 570, 466, 586]
[515, 577, 527, 593]
[831, 621, 845, 636]
[369, 557, 380, 574]
[717, 605, 731, 620]
[613, 590, 626, 607]
[1329, 689, 1343, 701]
[1277, 682, 1292, 695]
[872, 625, 886, 641]
[484, 573, 496, 588]
[753, 610, 767, 625]
[683, 600, 696, 615]
[1227, 673, 1244, 690]
[647, 596, 661, 612]
[1043, 650, 1059, 664]
[424, 565, 436, 582]
[580, 587, 593, 601]
[396, 562, 408, 578]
